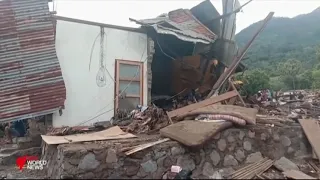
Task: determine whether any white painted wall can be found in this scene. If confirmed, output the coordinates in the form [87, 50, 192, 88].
[52, 20, 148, 127]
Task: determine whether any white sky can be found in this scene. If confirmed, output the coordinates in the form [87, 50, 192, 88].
[51, 0, 320, 34]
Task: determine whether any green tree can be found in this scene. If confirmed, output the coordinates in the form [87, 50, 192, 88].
[277, 59, 302, 90]
[314, 64, 320, 70]
[280, 76, 294, 90]
[312, 70, 320, 89]
[270, 76, 287, 91]
[236, 70, 270, 96]
[297, 70, 313, 89]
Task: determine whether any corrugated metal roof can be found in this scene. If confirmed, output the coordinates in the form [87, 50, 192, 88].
[130, 9, 217, 44]
[168, 9, 215, 40]
[0, 0, 66, 122]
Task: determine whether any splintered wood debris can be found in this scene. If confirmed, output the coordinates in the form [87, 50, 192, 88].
[231, 158, 274, 179]
[166, 90, 238, 120]
[124, 138, 170, 155]
[122, 105, 170, 134]
[47, 126, 91, 136]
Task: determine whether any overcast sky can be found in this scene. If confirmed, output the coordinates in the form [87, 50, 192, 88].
[50, 0, 320, 34]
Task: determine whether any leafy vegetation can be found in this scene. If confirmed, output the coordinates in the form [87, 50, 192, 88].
[235, 7, 320, 92]
[236, 70, 270, 96]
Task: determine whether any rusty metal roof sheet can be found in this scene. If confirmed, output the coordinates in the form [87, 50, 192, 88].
[0, 0, 66, 122]
[130, 9, 217, 44]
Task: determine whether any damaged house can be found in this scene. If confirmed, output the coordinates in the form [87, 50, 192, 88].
[50, 0, 246, 127]
[6, 1, 310, 179]
[129, 0, 246, 108]
[1, 0, 246, 128]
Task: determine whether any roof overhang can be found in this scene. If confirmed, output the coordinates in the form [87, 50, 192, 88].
[130, 9, 217, 44]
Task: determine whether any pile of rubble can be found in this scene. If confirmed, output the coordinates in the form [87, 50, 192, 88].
[47, 126, 91, 136]
[252, 90, 320, 120]
[40, 87, 320, 179]
[124, 105, 170, 134]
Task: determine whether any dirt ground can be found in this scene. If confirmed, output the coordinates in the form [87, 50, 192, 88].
[0, 165, 47, 179]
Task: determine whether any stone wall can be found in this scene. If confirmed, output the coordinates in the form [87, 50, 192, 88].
[43, 125, 310, 179]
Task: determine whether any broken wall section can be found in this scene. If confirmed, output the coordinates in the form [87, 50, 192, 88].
[44, 126, 310, 179]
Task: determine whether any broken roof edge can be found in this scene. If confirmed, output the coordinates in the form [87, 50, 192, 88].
[154, 25, 213, 44]
[129, 18, 216, 44]
[54, 15, 146, 34]
[129, 17, 166, 26]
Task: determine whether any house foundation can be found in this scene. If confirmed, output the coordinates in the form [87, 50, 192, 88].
[43, 125, 310, 179]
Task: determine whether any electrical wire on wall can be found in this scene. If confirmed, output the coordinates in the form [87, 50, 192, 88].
[88, 34, 99, 71]
[88, 27, 115, 87]
[96, 27, 107, 87]
[92, 35, 147, 114]
[78, 35, 197, 126]
[76, 39, 147, 126]
[155, 37, 175, 61]
[77, 57, 147, 126]
[78, 35, 202, 126]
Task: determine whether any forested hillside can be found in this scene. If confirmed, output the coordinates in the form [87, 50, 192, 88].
[236, 7, 320, 72]
[235, 7, 320, 92]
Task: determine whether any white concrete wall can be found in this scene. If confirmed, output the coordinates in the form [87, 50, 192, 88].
[53, 20, 148, 127]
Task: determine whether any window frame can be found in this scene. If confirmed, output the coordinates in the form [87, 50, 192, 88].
[115, 59, 144, 110]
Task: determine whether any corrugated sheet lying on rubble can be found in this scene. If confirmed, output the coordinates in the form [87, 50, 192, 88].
[0, 0, 66, 122]
[131, 9, 216, 44]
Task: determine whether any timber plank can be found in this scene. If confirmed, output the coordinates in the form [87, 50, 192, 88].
[299, 119, 320, 161]
[167, 90, 237, 119]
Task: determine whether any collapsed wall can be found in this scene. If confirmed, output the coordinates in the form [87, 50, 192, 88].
[43, 125, 310, 179]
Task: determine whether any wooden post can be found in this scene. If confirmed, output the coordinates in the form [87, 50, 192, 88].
[229, 80, 246, 107]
